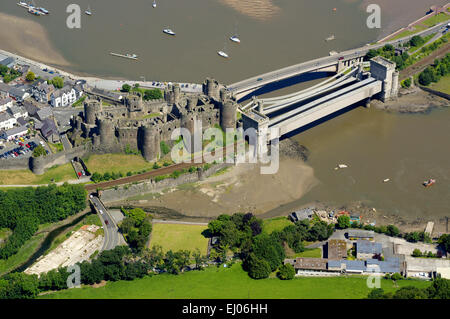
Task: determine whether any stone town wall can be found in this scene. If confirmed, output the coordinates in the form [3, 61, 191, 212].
[100, 162, 231, 203]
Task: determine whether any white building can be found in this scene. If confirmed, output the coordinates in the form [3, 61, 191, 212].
[50, 85, 83, 107]
[2, 125, 27, 141]
[0, 97, 13, 112]
[0, 111, 17, 130]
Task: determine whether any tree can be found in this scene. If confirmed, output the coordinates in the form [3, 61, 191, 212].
[25, 71, 36, 82]
[438, 234, 450, 254]
[247, 253, 271, 279]
[368, 288, 385, 299]
[32, 145, 47, 158]
[386, 225, 400, 237]
[365, 49, 379, 60]
[49, 77, 64, 89]
[426, 278, 450, 299]
[402, 78, 411, 88]
[393, 286, 427, 299]
[143, 89, 163, 100]
[121, 84, 131, 92]
[412, 249, 422, 257]
[277, 263, 295, 280]
[91, 172, 103, 183]
[337, 215, 351, 229]
[391, 273, 403, 281]
[409, 35, 424, 47]
[418, 68, 433, 86]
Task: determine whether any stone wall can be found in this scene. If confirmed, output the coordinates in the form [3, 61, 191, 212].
[100, 163, 231, 203]
[0, 156, 30, 171]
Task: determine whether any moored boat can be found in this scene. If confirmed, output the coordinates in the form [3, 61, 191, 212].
[422, 179, 436, 187]
[163, 28, 176, 36]
[217, 50, 229, 58]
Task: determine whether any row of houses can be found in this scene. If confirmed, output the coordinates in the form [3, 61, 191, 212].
[31, 79, 84, 107]
[0, 98, 28, 131]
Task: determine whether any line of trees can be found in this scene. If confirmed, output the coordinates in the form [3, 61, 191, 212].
[0, 184, 87, 259]
[119, 207, 152, 252]
[0, 244, 208, 299]
[0, 65, 21, 83]
[368, 278, 450, 299]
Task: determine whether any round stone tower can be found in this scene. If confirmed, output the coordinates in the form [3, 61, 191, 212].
[30, 155, 46, 175]
[173, 84, 181, 104]
[220, 99, 237, 131]
[220, 88, 229, 102]
[98, 119, 115, 146]
[84, 99, 102, 125]
[141, 126, 160, 161]
[203, 78, 220, 100]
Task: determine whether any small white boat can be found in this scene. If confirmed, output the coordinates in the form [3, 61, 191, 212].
[152, 0, 156, 8]
[325, 34, 335, 42]
[85, 5, 92, 15]
[334, 164, 348, 170]
[217, 50, 229, 58]
[230, 35, 241, 43]
[383, 178, 390, 183]
[38, 7, 49, 14]
[163, 28, 176, 36]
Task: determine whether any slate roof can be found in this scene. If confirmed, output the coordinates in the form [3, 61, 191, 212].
[356, 240, 382, 255]
[347, 230, 375, 239]
[36, 107, 53, 120]
[0, 97, 12, 105]
[41, 118, 58, 138]
[5, 125, 27, 136]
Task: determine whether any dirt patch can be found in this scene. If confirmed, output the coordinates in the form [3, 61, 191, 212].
[91, 280, 107, 288]
[0, 12, 69, 67]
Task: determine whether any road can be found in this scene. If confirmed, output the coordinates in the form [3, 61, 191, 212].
[89, 196, 121, 251]
[227, 20, 450, 95]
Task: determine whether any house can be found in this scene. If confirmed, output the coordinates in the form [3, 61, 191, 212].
[22, 101, 39, 117]
[347, 229, 375, 241]
[365, 258, 401, 274]
[36, 107, 53, 121]
[289, 208, 315, 222]
[286, 258, 329, 273]
[7, 85, 30, 102]
[356, 240, 382, 259]
[0, 112, 17, 130]
[40, 118, 60, 143]
[2, 125, 27, 141]
[0, 83, 11, 98]
[32, 81, 55, 104]
[51, 85, 83, 107]
[326, 239, 348, 259]
[0, 97, 13, 112]
[8, 105, 28, 119]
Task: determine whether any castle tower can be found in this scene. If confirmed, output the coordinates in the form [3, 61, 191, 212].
[98, 119, 115, 146]
[84, 99, 102, 125]
[220, 88, 229, 102]
[203, 78, 220, 100]
[186, 97, 198, 112]
[173, 84, 181, 104]
[141, 126, 160, 161]
[220, 99, 237, 131]
[126, 94, 143, 113]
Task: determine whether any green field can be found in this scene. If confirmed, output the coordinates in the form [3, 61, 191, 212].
[430, 74, 450, 94]
[84, 153, 155, 175]
[0, 163, 76, 185]
[290, 248, 322, 258]
[0, 233, 46, 276]
[422, 13, 450, 27]
[150, 223, 209, 254]
[262, 217, 292, 234]
[40, 263, 431, 299]
[391, 25, 427, 41]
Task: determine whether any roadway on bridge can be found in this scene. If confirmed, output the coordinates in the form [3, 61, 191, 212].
[227, 20, 449, 95]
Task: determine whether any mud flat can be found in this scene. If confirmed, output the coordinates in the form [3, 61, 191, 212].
[371, 87, 449, 113]
[112, 157, 318, 218]
[0, 12, 69, 67]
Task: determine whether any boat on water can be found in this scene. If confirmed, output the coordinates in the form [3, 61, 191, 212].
[230, 35, 240, 43]
[152, 0, 157, 8]
[325, 34, 335, 41]
[334, 164, 348, 170]
[85, 5, 92, 15]
[17, 1, 29, 8]
[110, 52, 138, 60]
[422, 179, 436, 187]
[38, 7, 49, 14]
[28, 7, 44, 16]
[163, 28, 176, 36]
[217, 50, 229, 58]
[383, 178, 390, 183]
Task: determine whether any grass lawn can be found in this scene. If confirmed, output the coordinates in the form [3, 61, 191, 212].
[430, 74, 450, 94]
[290, 248, 322, 258]
[391, 25, 427, 40]
[40, 263, 431, 299]
[150, 223, 209, 255]
[0, 233, 46, 276]
[422, 13, 450, 27]
[84, 153, 154, 175]
[47, 142, 64, 153]
[262, 217, 292, 234]
[0, 163, 76, 185]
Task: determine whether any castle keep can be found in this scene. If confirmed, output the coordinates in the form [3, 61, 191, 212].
[68, 78, 238, 161]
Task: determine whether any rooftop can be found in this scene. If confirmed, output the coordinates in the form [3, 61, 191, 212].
[356, 240, 382, 255]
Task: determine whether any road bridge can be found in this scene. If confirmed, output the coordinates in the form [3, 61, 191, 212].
[227, 20, 448, 100]
[241, 57, 398, 154]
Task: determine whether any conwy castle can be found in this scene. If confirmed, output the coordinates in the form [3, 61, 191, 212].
[68, 78, 239, 162]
